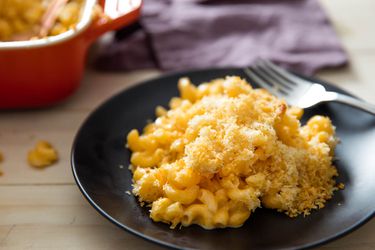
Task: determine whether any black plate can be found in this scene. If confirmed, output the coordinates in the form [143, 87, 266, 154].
[71, 68, 375, 250]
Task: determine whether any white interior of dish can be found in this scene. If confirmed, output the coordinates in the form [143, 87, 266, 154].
[0, 0, 97, 50]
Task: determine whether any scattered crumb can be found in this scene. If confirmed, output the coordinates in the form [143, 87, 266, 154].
[119, 164, 124, 169]
[128, 164, 134, 171]
[338, 203, 342, 206]
[338, 183, 345, 190]
[125, 190, 131, 196]
[27, 141, 58, 168]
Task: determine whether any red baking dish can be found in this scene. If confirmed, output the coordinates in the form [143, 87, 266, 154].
[0, 0, 142, 109]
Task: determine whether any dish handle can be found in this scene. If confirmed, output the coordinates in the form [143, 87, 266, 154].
[85, 0, 142, 42]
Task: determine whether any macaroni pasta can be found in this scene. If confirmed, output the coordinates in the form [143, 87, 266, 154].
[127, 76, 339, 229]
[0, 0, 103, 41]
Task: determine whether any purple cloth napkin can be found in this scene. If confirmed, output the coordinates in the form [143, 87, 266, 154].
[95, 0, 347, 75]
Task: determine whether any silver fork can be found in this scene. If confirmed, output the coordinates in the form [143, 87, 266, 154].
[244, 59, 375, 115]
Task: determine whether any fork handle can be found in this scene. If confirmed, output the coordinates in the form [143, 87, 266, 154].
[328, 92, 375, 115]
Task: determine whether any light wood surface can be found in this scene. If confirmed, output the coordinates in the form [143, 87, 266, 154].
[0, 0, 374, 249]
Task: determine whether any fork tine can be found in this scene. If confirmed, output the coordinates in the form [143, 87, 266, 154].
[251, 64, 291, 95]
[261, 59, 309, 86]
[243, 67, 281, 97]
[256, 61, 294, 90]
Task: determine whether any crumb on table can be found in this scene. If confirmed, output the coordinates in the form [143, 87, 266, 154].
[27, 141, 58, 168]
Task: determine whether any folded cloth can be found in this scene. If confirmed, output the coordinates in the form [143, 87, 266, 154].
[95, 0, 348, 75]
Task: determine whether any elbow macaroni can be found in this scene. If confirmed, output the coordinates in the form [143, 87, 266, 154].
[0, 0, 104, 41]
[127, 76, 339, 229]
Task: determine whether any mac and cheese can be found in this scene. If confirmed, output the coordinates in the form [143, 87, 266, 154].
[0, 151, 3, 176]
[0, 0, 102, 41]
[127, 76, 339, 229]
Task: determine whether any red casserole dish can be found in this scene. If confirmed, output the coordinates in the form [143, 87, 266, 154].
[0, 0, 142, 109]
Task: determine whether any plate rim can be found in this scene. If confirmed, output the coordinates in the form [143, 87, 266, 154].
[71, 67, 375, 250]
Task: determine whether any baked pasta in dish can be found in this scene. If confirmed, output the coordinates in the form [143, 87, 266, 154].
[126, 76, 340, 229]
[0, 0, 102, 41]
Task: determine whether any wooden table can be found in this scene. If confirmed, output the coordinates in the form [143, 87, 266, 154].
[0, 0, 374, 249]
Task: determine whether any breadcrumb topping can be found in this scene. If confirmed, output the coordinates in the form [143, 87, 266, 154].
[127, 76, 340, 229]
